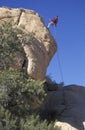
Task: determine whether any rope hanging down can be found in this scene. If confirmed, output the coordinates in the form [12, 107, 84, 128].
[54, 26, 64, 85]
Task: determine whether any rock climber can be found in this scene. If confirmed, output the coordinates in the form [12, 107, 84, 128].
[47, 16, 58, 28]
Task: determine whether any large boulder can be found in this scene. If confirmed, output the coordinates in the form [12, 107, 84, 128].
[0, 6, 57, 80]
[41, 85, 85, 130]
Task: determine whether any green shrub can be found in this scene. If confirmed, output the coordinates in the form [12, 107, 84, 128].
[0, 21, 35, 70]
[0, 70, 60, 130]
[0, 21, 24, 70]
[0, 70, 45, 116]
[0, 21, 61, 130]
[0, 106, 17, 130]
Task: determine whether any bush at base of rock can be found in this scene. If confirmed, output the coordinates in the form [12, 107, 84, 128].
[0, 70, 60, 130]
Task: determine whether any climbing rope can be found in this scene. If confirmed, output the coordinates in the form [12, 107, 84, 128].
[53, 26, 64, 86]
[57, 51, 64, 84]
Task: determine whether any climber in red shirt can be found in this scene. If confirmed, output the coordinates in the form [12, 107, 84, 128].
[47, 16, 58, 28]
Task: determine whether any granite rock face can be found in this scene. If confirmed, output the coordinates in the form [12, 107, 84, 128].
[41, 85, 85, 130]
[0, 7, 57, 80]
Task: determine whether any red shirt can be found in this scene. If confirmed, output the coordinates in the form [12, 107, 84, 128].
[51, 17, 58, 25]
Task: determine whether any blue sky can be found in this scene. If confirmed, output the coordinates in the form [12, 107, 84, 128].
[0, 0, 85, 86]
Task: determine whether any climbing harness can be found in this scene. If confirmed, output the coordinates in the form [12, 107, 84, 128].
[53, 26, 64, 86]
